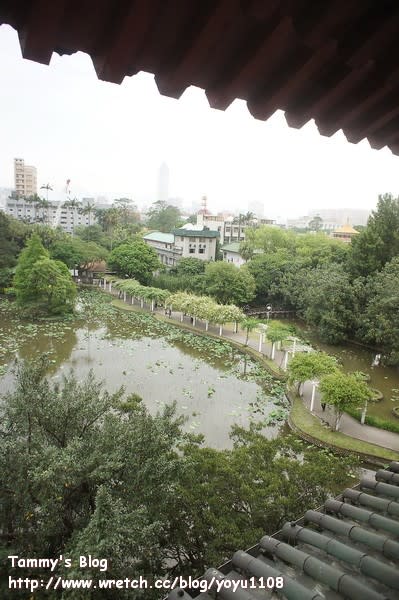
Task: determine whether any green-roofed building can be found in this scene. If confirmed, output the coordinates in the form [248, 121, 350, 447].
[143, 231, 182, 267]
[143, 227, 219, 266]
[173, 228, 219, 261]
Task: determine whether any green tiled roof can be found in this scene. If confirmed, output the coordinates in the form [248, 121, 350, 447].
[143, 231, 174, 243]
[173, 228, 219, 238]
[220, 242, 240, 252]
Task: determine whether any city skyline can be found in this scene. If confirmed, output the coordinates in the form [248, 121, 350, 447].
[1, 23, 399, 219]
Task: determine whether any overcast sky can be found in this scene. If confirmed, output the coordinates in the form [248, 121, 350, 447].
[1, 23, 399, 220]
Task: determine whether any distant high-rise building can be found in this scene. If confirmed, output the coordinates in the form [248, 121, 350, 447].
[14, 158, 37, 198]
[157, 162, 169, 202]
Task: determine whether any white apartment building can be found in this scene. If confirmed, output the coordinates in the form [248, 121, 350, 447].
[4, 196, 101, 234]
[196, 212, 275, 244]
[14, 158, 37, 198]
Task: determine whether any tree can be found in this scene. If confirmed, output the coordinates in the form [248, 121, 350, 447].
[308, 215, 323, 231]
[204, 262, 256, 305]
[359, 256, 399, 364]
[287, 351, 338, 394]
[300, 264, 356, 343]
[0, 212, 25, 290]
[13, 233, 49, 300]
[265, 321, 292, 360]
[50, 238, 108, 270]
[108, 240, 160, 284]
[319, 371, 372, 431]
[169, 429, 356, 574]
[174, 257, 206, 276]
[0, 359, 186, 599]
[1, 358, 357, 597]
[349, 193, 399, 277]
[24, 258, 77, 314]
[146, 200, 182, 232]
[79, 200, 96, 239]
[13, 234, 76, 314]
[241, 317, 259, 345]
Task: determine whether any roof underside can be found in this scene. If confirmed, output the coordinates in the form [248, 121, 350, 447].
[3, 1, 399, 154]
[168, 462, 399, 599]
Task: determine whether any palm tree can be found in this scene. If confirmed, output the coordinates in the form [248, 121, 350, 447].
[37, 198, 51, 225]
[40, 183, 53, 202]
[63, 198, 82, 235]
[79, 200, 96, 240]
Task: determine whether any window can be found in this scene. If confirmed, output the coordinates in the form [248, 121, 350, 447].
[199, 248, 205, 254]
[189, 248, 195, 254]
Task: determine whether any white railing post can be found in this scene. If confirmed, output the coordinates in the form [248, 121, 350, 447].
[234, 321, 238, 333]
[109, 282, 112, 293]
[219, 324, 223, 336]
[310, 382, 317, 412]
[123, 291, 126, 302]
[205, 321, 209, 331]
[140, 298, 144, 308]
[271, 342, 276, 360]
[151, 300, 154, 312]
[283, 351, 289, 371]
[180, 312, 184, 322]
[193, 316, 196, 326]
[258, 332, 262, 352]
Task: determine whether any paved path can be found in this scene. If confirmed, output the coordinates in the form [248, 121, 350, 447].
[107, 285, 399, 453]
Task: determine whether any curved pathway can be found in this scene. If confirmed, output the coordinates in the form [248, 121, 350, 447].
[105, 284, 399, 453]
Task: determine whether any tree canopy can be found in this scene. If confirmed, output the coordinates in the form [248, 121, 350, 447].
[287, 351, 338, 392]
[204, 262, 256, 305]
[108, 240, 160, 284]
[319, 370, 372, 431]
[13, 234, 76, 314]
[1, 358, 356, 597]
[349, 193, 399, 277]
[146, 200, 182, 232]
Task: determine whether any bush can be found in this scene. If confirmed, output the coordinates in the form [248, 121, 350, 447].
[346, 406, 399, 433]
[393, 406, 399, 419]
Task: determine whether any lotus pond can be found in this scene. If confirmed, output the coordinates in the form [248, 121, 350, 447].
[0, 290, 288, 448]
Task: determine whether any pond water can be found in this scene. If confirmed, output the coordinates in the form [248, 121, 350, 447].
[289, 320, 399, 422]
[0, 291, 287, 449]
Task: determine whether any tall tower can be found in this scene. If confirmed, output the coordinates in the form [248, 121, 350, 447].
[157, 162, 169, 202]
[14, 158, 37, 198]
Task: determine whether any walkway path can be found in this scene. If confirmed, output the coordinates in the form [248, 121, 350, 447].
[105, 284, 399, 453]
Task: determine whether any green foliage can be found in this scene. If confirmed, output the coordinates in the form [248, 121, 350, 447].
[204, 262, 256, 305]
[359, 257, 399, 364]
[166, 291, 244, 324]
[152, 272, 205, 294]
[174, 257, 206, 276]
[50, 237, 108, 269]
[319, 371, 372, 431]
[0, 212, 25, 290]
[13, 234, 76, 315]
[241, 317, 260, 345]
[349, 193, 399, 276]
[108, 240, 160, 284]
[266, 322, 292, 345]
[173, 431, 356, 572]
[345, 405, 399, 434]
[300, 264, 356, 343]
[146, 200, 182, 232]
[0, 356, 356, 596]
[0, 358, 185, 599]
[288, 351, 338, 391]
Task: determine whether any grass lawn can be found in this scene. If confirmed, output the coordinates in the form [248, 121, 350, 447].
[290, 397, 399, 462]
